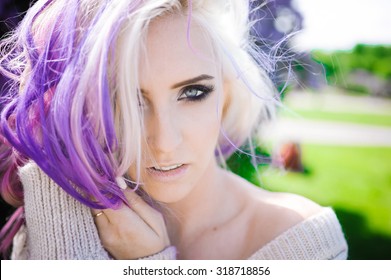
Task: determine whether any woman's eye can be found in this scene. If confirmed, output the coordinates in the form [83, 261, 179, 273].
[178, 84, 214, 102]
[185, 88, 203, 98]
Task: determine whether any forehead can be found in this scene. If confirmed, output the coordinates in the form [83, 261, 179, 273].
[139, 13, 218, 89]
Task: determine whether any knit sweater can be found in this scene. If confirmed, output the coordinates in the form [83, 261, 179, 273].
[11, 162, 348, 260]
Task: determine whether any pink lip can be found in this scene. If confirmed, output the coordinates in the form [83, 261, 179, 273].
[146, 164, 188, 182]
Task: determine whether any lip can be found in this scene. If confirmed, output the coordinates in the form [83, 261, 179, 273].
[146, 164, 189, 182]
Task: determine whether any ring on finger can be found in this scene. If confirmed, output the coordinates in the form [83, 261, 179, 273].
[93, 211, 104, 218]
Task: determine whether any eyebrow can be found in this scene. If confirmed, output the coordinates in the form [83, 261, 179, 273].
[170, 74, 214, 89]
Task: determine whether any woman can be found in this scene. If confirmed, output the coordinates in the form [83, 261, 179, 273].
[0, 0, 347, 259]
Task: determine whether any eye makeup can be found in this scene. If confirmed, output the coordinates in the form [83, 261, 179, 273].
[177, 84, 215, 102]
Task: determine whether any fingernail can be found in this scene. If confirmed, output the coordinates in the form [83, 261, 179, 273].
[116, 177, 128, 190]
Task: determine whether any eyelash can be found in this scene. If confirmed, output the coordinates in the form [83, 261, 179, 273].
[177, 84, 215, 102]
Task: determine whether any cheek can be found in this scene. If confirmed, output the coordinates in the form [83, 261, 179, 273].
[127, 92, 223, 180]
[180, 96, 223, 150]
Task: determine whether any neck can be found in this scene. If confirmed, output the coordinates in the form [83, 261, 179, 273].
[162, 158, 236, 252]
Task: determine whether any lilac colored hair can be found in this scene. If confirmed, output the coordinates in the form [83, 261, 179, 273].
[0, 0, 150, 206]
[0, 0, 144, 256]
[0, 0, 278, 257]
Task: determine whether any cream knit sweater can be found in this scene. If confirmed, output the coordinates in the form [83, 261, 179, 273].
[12, 162, 348, 260]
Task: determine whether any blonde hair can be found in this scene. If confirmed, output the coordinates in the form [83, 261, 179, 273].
[0, 0, 276, 209]
[114, 0, 277, 170]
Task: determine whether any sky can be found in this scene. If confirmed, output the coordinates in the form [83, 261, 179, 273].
[291, 0, 391, 51]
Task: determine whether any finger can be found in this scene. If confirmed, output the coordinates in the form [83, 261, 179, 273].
[90, 208, 110, 228]
[101, 201, 149, 229]
[123, 189, 164, 235]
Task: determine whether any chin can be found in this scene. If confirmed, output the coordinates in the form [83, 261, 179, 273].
[143, 182, 195, 204]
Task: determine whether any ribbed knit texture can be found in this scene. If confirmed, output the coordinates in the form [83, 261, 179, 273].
[12, 162, 347, 260]
[247, 208, 348, 260]
[18, 162, 111, 259]
[15, 162, 176, 260]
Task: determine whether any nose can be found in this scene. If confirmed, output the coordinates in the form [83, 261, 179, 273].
[146, 107, 183, 155]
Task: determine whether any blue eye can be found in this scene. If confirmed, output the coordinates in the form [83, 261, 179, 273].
[178, 84, 214, 102]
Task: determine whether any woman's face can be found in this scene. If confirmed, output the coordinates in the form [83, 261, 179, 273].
[128, 14, 225, 203]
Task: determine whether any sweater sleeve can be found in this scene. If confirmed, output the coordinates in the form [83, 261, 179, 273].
[15, 162, 177, 260]
[140, 246, 177, 260]
[18, 162, 110, 259]
[248, 208, 348, 260]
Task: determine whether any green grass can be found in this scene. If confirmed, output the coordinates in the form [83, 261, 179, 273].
[258, 144, 391, 259]
[280, 109, 391, 127]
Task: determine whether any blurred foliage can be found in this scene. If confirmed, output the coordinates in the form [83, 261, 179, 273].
[250, 0, 325, 96]
[312, 44, 391, 80]
[251, 0, 303, 44]
[226, 145, 271, 187]
[312, 44, 391, 96]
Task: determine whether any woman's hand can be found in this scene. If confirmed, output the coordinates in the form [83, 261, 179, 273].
[91, 189, 170, 259]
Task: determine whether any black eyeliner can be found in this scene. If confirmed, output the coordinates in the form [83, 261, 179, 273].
[178, 84, 215, 102]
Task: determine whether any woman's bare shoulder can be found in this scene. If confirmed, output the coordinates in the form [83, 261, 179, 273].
[228, 171, 323, 221]
[227, 172, 324, 256]
[253, 189, 324, 222]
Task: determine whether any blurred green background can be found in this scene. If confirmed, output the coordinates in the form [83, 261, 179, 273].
[229, 9, 391, 260]
[233, 0, 391, 260]
[228, 77, 391, 260]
